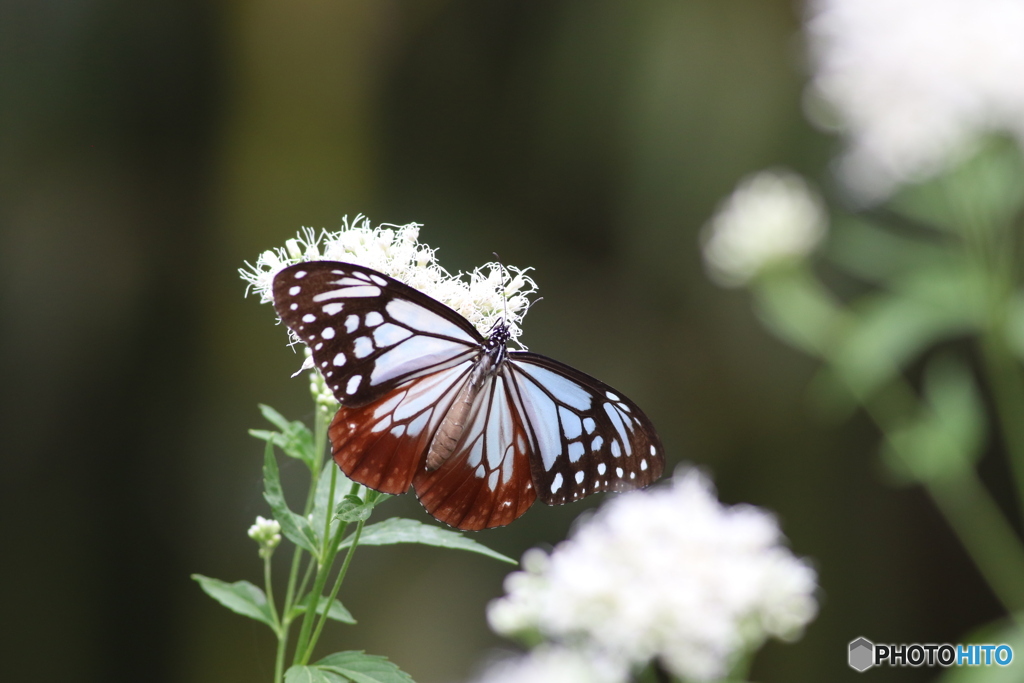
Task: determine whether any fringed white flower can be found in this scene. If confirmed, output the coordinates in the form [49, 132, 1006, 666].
[488, 469, 818, 682]
[702, 170, 827, 287]
[470, 647, 626, 683]
[807, 0, 1024, 199]
[240, 216, 539, 354]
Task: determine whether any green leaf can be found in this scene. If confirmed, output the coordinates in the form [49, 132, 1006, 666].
[284, 665, 342, 683]
[191, 574, 276, 629]
[881, 355, 986, 485]
[752, 265, 843, 355]
[827, 214, 954, 285]
[287, 593, 357, 625]
[251, 404, 317, 473]
[335, 495, 375, 523]
[263, 442, 319, 554]
[894, 135, 1024, 237]
[935, 615, 1024, 683]
[316, 651, 415, 683]
[341, 518, 515, 564]
[829, 262, 984, 399]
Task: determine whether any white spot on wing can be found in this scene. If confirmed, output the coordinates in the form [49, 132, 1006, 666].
[365, 311, 384, 327]
[591, 435, 604, 451]
[353, 337, 374, 358]
[575, 470, 584, 484]
[568, 441, 585, 463]
[616, 466, 624, 477]
[559, 407, 583, 439]
[290, 303, 298, 310]
[345, 315, 359, 333]
[294, 270, 307, 279]
[605, 391, 620, 402]
[597, 463, 607, 475]
[333, 353, 346, 367]
[369, 274, 387, 286]
[337, 285, 381, 298]
[302, 314, 316, 323]
[550, 473, 563, 494]
[346, 375, 361, 395]
[487, 469, 499, 491]
[650, 445, 656, 455]
[641, 459, 649, 471]
[322, 327, 335, 339]
[289, 286, 300, 295]
[323, 303, 343, 316]
[583, 417, 596, 434]
[611, 441, 621, 458]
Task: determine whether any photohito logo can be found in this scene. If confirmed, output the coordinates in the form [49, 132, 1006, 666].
[848, 637, 1013, 672]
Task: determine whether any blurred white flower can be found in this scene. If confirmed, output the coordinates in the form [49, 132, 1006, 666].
[247, 515, 282, 557]
[702, 170, 827, 287]
[240, 215, 539, 348]
[488, 469, 818, 682]
[470, 647, 625, 683]
[807, 0, 1024, 199]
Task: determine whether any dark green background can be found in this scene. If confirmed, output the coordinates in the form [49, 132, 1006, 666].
[0, 1, 1002, 681]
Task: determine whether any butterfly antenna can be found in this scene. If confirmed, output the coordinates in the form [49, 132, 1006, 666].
[493, 251, 508, 324]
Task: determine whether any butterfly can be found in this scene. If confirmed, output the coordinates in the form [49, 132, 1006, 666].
[272, 260, 664, 530]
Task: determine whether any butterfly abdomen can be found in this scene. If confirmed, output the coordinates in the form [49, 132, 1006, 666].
[425, 348, 499, 470]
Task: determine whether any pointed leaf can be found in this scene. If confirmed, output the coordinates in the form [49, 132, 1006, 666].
[341, 518, 514, 564]
[287, 593, 357, 625]
[263, 442, 318, 554]
[284, 665, 342, 683]
[881, 356, 985, 485]
[830, 262, 983, 398]
[251, 404, 317, 472]
[335, 495, 374, 523]
[310, 461, 353, 546]
[316, 651, 415, 683]
[191, 574, 275, 629]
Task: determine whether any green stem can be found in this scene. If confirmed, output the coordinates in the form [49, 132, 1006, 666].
[322, 466, 338, 558]
[979, 325, 1024, 526]
[864, 380, 1024, 615]
[302, 518, 365, 664]
[264, 554, 280, 632]
[926, 471, 1024, 616]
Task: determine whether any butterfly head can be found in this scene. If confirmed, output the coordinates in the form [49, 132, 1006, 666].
[485, 319, 511, 355]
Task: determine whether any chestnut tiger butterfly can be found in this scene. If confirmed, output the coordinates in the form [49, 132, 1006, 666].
[273, 261, 664, 530]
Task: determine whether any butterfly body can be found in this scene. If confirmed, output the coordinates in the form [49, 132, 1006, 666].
[426, 323, 507, 470]
[273, 260, 663, 530]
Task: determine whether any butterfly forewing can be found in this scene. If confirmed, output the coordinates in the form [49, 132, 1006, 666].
[272, 262, 482, 407]
[272, 260, 665, 530]
[507, 353, 664, 505]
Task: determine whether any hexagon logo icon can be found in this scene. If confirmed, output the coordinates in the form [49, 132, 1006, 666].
[849, 637, 874, 672]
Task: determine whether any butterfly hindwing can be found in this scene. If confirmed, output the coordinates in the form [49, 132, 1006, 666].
[507, 352, 664, 505]
[272, 261, 482, 407]
[413, 369, 537, 530]
[328, 361, 474, 494]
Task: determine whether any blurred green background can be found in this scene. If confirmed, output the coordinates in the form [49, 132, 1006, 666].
[0, 1, 1005, 681]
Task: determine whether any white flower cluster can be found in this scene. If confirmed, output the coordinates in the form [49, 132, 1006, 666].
[240, 216, 539, 347]
[487, 470, 818, 682]
[702, 170, 827, 287]
[807, 0, 1024, 199]
[247, 516, 282, 557]
[470, 648, 625, 683]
